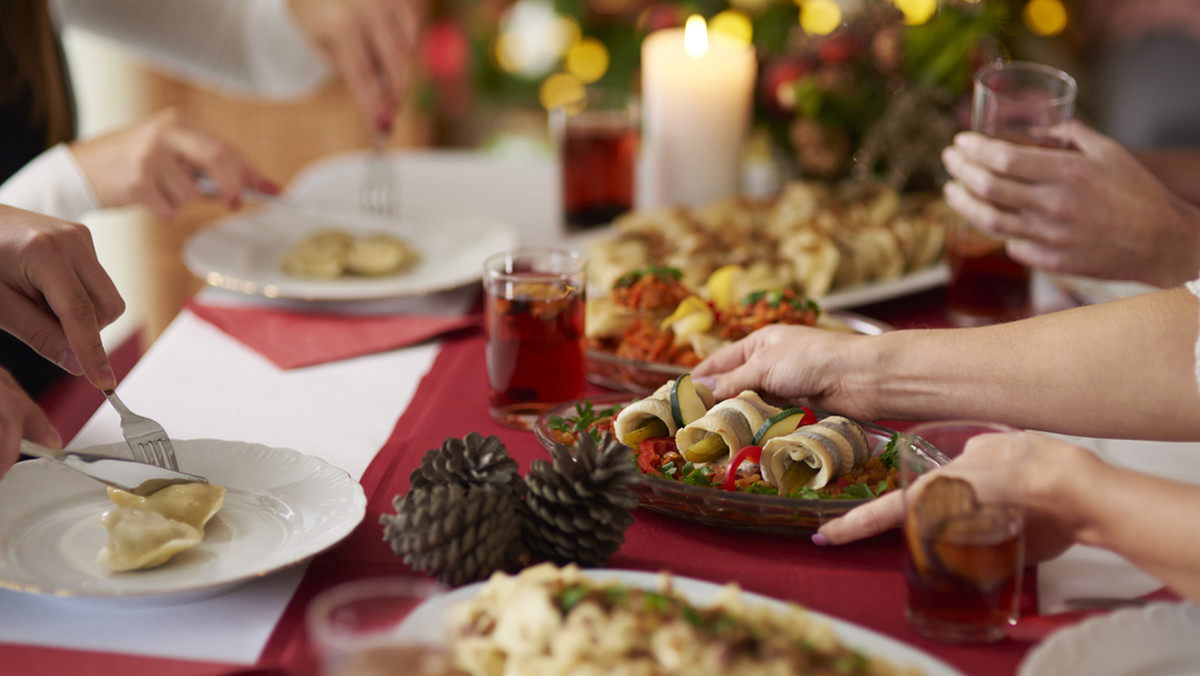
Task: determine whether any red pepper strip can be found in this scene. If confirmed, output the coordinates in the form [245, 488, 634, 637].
[799, 407, 817, 427]
[722, 445, 762, 491]
[638, 437, 678, 476]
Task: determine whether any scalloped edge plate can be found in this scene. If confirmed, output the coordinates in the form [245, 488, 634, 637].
[0, 439, 365, 602]
[1020, 602, 1200, 675]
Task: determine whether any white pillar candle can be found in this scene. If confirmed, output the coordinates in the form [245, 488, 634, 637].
[640, 16, 757, 209]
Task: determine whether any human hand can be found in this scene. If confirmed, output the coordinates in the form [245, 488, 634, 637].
[0, 368, 60, 478]
[69, 108, 279, 221]
[817, 431, 1085, 564]
[942, 120, 1200, 288]
[691, 324, 876, 418]
[287, 0, 420, 131]
[0, 205, 124, 391]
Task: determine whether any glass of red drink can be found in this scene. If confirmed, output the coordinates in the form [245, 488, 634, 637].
[306, 577, 452, 676]
[900, 421, 1029, 643]
[484, 248, 587, 429]
[946, 61, 1077, 326]
[550, 87, 640, 230]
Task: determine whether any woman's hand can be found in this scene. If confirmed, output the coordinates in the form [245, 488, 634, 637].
[817, 432, 1087, 565]
[287, 0, 420, 131]
[0, 205, 124, 391]
[0, 367, 59, 479]
[943, 120, 1200, 288]
[692, 324, 876, 419]
[69, 109, 278, 221]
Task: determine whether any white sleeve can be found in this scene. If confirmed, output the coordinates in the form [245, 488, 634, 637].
[1188, 279, 1200, 395]
[0, 144, 99, 221]
[50, 0, 331, 99]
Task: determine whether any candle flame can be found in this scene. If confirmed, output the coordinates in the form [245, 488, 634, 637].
[684, 15, 708, 58]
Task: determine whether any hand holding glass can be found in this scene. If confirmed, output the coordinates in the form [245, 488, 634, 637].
[946, 61, 1077, 326]
[900, 421, 1029, 643]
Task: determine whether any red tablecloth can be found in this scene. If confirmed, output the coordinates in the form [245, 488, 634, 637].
[1, 288, 1094, 676]
[257, 318, 1038, 676]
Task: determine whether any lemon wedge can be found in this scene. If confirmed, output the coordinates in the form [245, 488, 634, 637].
[660, 296, 713, 344]
[705, 264, 743, 311]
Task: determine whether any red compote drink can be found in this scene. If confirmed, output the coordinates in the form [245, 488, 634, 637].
[484, 249, 587, 429]
[561, 117, 638, 229]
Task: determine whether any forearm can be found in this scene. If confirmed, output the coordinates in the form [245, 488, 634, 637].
[857, 289, 1200, 439]
[1065, 458, 1200, 603]
[1135, 149, 1200, 207]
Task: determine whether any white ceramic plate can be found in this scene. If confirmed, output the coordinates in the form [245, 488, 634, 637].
[183, 209, 518, 300]
[0, 439, 365, 602]
[1020, 602, 1200, 675]
[820, 263, 948, 309]
[398, 569, 964, 675]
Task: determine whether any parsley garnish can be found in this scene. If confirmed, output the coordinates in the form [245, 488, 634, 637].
[547, 399, 623, 443]
[878, 433, 899, 470]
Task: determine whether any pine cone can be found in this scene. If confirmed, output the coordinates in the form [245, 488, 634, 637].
[522, 433, 640, 567]
[409, 432, 523, 497]
[381, 482, 523, 586]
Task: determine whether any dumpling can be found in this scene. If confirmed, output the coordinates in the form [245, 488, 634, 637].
[106, 483, 226, 531]
[97, 507, 203, 572]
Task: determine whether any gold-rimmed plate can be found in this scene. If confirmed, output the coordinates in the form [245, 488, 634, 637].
[0, 439, 365, 603]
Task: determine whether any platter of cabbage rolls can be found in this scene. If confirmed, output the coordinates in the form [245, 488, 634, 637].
[536, 376, 949, 534]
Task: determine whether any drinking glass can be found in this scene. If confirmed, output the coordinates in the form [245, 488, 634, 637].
[946, 61, 1077, 327]
[550, 86, 640, 230]
[899, 421, 1029, 643]
[306, 577, 451, 676]
[484, 248, 587, 429]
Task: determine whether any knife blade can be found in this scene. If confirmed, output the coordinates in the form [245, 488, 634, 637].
[20, 439, 209, 497]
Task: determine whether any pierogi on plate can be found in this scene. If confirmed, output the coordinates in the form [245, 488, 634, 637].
[97, 483, 226, 572]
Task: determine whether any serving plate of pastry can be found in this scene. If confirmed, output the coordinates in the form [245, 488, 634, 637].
[184, 207, 517, 300]
[586, 265, 893, 392]
[586, 180, 952, 312]
[535, 377, 949, 534]
[0, 439, 365, 601]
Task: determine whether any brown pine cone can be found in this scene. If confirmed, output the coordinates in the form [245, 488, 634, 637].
[381, 482, 523, 586]
[409, 432, 523, 498]
[522, 433, 640, 567]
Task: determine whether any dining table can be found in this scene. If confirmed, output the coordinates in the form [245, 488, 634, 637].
[0, 149, 1188, 676]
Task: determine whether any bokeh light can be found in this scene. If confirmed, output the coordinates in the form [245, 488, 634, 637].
[539, 72, 585, 111]
[799, 0, 843, 36]
[495, 0, 572, 77]
[1023, 0, 1068, 36]
[711, 9, 753, 45]
[893, 0, 937, 26]
[565, 37, 610, 83]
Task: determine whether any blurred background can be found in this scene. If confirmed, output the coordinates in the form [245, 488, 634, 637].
[61, 0, 1117, 352]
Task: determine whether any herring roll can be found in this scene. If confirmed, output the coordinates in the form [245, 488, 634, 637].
[614, 376, 714, 448]
[760, 416, 871, 494]
[675, 391, 780, 463]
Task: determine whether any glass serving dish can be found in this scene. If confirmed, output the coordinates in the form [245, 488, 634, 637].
[586, 310, 894, 393]
[534, 393, 950, 535]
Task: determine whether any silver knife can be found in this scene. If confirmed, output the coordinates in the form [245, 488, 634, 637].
[20, 439, 209, 497]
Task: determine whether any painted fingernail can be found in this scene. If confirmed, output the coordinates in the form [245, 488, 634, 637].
[258, 179, 282, 195]
[811, 533, 830, 546]
[692, 375, 715, 391]
[58, 350, 82, 376]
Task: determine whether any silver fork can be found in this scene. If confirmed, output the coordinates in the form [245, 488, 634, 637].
[103, 390, 179, 471]
[359, 129, 399, 218]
